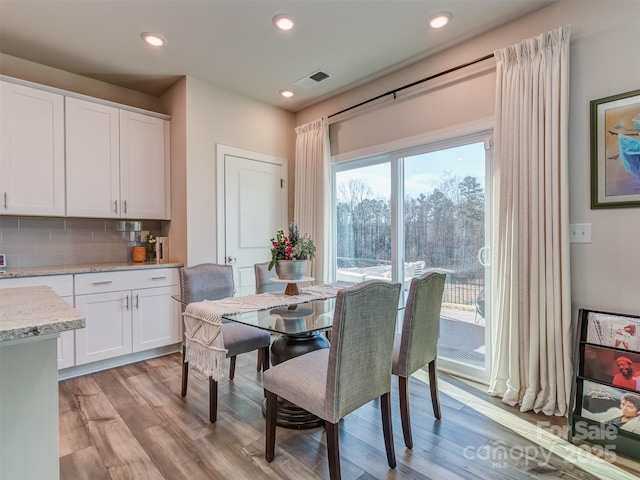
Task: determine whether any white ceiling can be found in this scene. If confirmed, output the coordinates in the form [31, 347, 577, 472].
[0, 0, 551, 112]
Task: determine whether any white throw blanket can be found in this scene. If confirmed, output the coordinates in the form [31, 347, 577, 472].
[183, 283, 347, 381]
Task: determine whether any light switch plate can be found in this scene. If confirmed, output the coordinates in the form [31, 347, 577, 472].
[570, 223, 591, 243]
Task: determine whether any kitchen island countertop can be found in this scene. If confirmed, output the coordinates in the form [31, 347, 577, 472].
[0, 285, 85, 342]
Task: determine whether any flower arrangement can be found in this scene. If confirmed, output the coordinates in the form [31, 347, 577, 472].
[268, 220, 316, 270]
[146, 233, 156, 262]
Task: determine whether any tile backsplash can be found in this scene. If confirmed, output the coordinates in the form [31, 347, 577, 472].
[0, 217, 162, 269]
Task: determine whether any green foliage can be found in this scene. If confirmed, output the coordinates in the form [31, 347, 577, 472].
[268, 220, 316, 270]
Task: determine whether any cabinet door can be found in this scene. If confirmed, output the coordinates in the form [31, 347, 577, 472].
[74, 291, 132, 365]
[65, 97, 120, 218]
[0, 81, 65, 216]
[120, 110, 170, 219]
[132, 285, 180, 352]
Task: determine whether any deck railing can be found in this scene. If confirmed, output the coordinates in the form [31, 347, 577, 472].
[336, 258, 484, 309]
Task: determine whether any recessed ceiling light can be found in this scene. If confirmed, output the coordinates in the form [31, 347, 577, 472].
[279, 89, 294, 98]
[273, 14, 295, 31]
[428, 12, 452, 29]
[141, 32, 167, 47]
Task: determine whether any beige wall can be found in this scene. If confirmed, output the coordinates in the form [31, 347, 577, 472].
[296, 1, 640, 315]
[162, 75, 295, 266]
[160, 78, 188, 266]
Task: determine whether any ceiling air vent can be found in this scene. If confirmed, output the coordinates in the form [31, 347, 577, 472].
[295, 69, 333, 89]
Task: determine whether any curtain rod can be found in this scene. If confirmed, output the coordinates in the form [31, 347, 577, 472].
[328, 53, 495, 119]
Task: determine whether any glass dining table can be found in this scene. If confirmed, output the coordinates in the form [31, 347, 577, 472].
[172, 281, 350, 428]
[172, 282, 342, 354]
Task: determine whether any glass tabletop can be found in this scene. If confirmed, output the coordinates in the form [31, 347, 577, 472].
[224, 298, 336, 336]
[171, 280, 341, 336]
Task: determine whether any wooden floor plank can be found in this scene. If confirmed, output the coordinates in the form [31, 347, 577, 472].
[134, 424, 214, 480]
[59, 445, 110, 480]
[67, 374, 165, 479]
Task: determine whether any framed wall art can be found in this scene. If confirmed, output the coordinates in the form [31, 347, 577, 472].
[590, 89, 640, 209]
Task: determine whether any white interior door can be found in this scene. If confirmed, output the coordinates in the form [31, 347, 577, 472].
[216, 145, 287, 288]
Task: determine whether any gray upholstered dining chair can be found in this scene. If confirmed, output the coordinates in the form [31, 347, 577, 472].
[253, 261, 282, 370]
[254, 261, 283, 293]
[263, 280, 402, 480]
[179, 263, 271, 422]
[392, 270, 446, 448]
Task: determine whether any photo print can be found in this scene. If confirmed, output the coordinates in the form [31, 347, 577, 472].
[580, 381, 640, 436]
[583, 345, 640, 392]
[586, 311, 640, 351]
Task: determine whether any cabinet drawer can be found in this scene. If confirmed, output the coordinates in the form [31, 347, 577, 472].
[129, 268, 178, 289]
[0, 274, 73, 297]
[75, 268, 178, 294]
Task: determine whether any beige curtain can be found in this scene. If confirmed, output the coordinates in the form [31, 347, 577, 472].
[294, 118, 331, 282]
[488, 25, 572, 416]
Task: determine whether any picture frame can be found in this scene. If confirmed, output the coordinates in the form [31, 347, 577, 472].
[590, 89, 640, 209]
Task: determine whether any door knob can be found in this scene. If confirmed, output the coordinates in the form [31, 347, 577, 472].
[226, 256, 237, 264]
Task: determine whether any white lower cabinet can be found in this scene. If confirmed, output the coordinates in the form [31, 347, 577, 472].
[74, 290, 133, 364]
[132, 285, 180, 353]
[74, 268, 180, 366]
[0, 274, 75, 369]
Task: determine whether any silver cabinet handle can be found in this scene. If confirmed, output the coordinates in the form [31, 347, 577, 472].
[114, 200, 118, 214]
[92, 280, 113, 285]
[125, 294, 129, 310]
[151, 276, 167, 280]
[123, 200, 127, 214]
[3, 192, 6, 209]
[135, 294, 139, 309]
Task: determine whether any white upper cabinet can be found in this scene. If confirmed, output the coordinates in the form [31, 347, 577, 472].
[120, 110, 170, 220]
[0, 81, 65, 216]
[65, 97, 120, 218]
[65, 97, 170, 219]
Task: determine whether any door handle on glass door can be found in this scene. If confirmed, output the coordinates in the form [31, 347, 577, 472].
[478, 246, 490, 267]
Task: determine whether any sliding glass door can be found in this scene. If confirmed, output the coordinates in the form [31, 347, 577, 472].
[403, 140, 490, 380]
[333, 134, 492, 381]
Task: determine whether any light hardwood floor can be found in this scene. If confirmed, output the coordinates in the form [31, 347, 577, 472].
[59, 352, 640, 479]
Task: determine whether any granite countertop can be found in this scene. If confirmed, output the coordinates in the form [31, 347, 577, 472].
[0, 261, 183, 279]
[0, 286, 86, 342]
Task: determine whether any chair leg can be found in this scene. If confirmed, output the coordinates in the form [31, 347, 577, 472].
[325, 421, 341, 480]
[181, 344, 189, 397]
[380, 392, 396, 469]
[209, 377, 218, 423]
[257, 349, 263, 371]
[261, 346, 270, 371]
[428, 359, 442, 420]
[229, 356, 237, 380]
[398, 375, 413, 449]
[265, 391, 278, 462]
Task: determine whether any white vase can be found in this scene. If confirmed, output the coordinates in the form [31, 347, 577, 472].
[275, 259, 307, 280]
